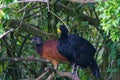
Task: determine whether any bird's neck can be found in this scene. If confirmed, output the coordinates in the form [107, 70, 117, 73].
[36, 43, 42, 54]
[60, 32, 68, 40]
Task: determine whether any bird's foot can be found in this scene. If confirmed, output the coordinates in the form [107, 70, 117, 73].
[71, 71, 78, 76]
[70, 72, 79, 80]
[70, 71, 75, 76]
[71, 69, 79, 77]
[71, 68, 77, 75]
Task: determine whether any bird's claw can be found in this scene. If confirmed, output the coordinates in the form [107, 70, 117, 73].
[44, 67, 53, 71]
[44, 67, 56, 73]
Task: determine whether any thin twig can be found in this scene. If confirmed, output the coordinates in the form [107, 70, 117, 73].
[108, 60, 114, 80]
[35, 70, 49, 80]
[23, 10, 40, 19]
[46, 1, 70, 31]
[14, 11, 25, 31]
[18, 2, 31, 12]
[18, 5, 42, 13]
[0, 28, 14, 39]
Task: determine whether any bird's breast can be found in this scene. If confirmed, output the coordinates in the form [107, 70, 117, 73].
[40, 40, 68, 62]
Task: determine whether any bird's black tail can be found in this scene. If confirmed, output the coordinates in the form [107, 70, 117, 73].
[89, 59, 101, 78]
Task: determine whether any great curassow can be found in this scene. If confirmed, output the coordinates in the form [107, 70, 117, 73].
[32, 37, 68, 69]
[57, 25, 101, 78]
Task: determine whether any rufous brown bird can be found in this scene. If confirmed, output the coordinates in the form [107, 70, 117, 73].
[57, 25, 101, 78]
[32, 37, 68, 69]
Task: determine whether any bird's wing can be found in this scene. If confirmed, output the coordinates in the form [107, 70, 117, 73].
[66, 35, 96, 67]
[58, 42, 77, 64]
[75, 53, 93, 68]
[62, 44, 93, 68]
[68, 34, 96, 58]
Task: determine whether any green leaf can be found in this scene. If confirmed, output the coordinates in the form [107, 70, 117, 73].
[81, 21, 89, 26]
[107, 68, 118, 73]
[0, 24, 5, 35]
[117, 59, 120, 66]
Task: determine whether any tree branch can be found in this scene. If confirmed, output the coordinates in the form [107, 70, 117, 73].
[0, 0, 48, 9]
[9, 19, 55, 38]
[0, 28, 14, 39]
[0, 57, 49, 62]
[36, 67, 80, 80]
[57, 71, 80, 80]
[69, 0, 106, 3]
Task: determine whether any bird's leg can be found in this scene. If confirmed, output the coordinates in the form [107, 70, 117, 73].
[75, 66, 79, 76]
[72, 64, 79, 76]
[52, 60, 58, 70]
[71, 63, 76, 74]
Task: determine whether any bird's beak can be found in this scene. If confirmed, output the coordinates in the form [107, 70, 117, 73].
[57, 28, 61, 33]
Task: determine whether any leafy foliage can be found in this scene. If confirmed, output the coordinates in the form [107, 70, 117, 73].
[97, 0, 120, 42]
[0, 10, 5, 35]
[0, 0, 120, 80]
[96, 1, 120, 79]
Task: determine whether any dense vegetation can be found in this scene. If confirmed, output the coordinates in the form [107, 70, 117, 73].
[0, 0, 120, 80]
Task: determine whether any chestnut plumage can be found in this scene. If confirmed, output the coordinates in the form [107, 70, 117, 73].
[32, 37, 68, 69]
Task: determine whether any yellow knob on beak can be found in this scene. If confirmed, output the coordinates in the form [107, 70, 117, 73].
[57, 28, 61, 33]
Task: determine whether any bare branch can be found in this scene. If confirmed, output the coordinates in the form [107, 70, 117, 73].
[0, 57, 49, 62]
[36, 67, 80, 80]
[0, 28, 14, 39]
[0, 0, 107, 10]
[69, 0, 106, 3]
[57, 71, 80, 80]
[0, 0, 48, 9]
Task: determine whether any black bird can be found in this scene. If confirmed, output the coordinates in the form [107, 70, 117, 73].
[57, 25, 101, 78]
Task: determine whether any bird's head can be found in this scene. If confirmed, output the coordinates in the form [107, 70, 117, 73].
[31, 36, 42, 44]
[57, 25, 70, 34]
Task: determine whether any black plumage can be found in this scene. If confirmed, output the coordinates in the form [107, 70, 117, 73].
[57, 25, 101, 78]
